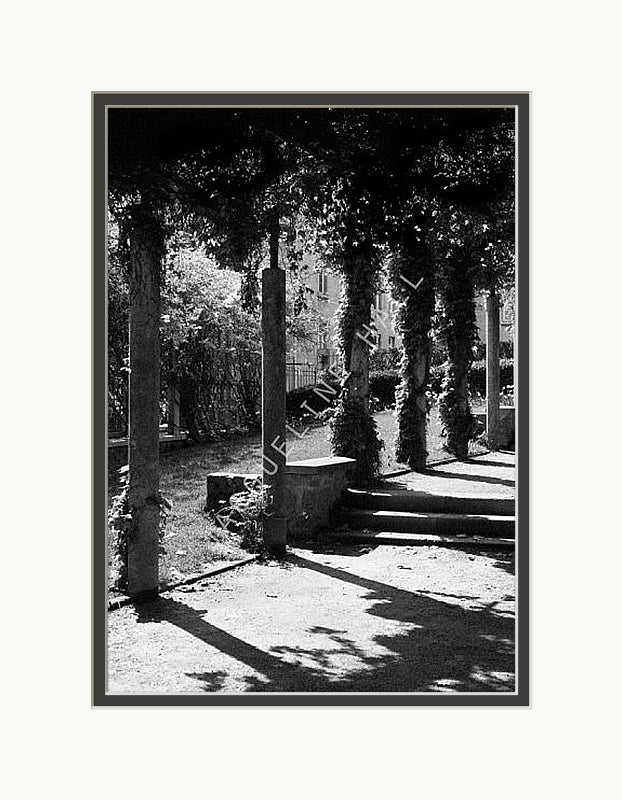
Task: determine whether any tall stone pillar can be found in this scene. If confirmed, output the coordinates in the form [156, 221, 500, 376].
[486, 290, 501, 451]
[127, 208, 163, 596]
[261, 229, 287, 554]
[167, 384, 181, 436]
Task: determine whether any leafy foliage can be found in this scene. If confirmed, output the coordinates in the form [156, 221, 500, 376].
[107, 106, 516, 491]
[387, 228, 436, 471]
[108, 230, 322, 440]
[468, 358, 514, 399]
[286, 369, 342, 423]
[369, 371, 399, 410]
[108, 469, 171, 592]
[437, 363, 477, 459]
[433, 213, 479, 459]
[370, 347, 401, 372]
[210, 484, 271, 554]
[329, 397, 383, 485]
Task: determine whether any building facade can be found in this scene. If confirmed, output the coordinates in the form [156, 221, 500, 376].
[286, 260, 401, 390]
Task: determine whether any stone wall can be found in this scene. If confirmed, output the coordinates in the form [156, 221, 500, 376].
[205, 456, 356, 540]
[284, 457, 356, 538]
[108, 435, 188, 490]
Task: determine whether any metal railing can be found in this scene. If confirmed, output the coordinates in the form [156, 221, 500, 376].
[286, 363, 318, 392]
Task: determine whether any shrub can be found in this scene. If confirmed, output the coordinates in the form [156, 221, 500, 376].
[212, 485, 270, 553]
[370, 347, 401, 372]
[286, 370, 342, 422]
[500, 341, 514, 359]
[468, 358, 514, 397]
[369, 370, 399, 410]
[428, 359, 515, 400]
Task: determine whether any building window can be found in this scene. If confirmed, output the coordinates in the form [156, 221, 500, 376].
[318, 272, 329, 296]
[388, 336, 396, 348]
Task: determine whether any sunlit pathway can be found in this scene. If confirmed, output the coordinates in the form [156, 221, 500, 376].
[388, 451, 515, 498]
[108, 539, 515, 695]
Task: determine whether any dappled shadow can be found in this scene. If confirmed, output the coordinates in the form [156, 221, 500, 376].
[283, 555, 515, 692]
[184, 670, 229, 692]
[135, 596, 331, 692]
[132, 553, 515, 693]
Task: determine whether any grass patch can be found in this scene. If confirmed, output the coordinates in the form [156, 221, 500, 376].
[108, 404, 486, 588]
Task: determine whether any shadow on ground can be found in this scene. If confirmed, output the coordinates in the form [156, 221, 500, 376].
[427, 469, 514, 488]
[134, 552, 515, 693]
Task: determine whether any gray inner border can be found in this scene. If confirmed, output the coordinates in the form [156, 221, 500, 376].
[92, 91, 530, 707]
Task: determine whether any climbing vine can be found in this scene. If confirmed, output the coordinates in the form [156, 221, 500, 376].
[108, 469, 171, 592]
[388, 230, 435, 472]
[329, 397, 383, 485]
[329, 245, 383, 484]
[434, 211, 479, 460]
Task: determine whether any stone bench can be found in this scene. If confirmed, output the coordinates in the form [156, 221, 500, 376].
[205, 456, 356, 540]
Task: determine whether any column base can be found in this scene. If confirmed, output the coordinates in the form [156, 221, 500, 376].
[263, 515, 287, 555]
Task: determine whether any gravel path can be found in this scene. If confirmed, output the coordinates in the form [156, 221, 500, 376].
[108, 543, 515, 695]
[387, 451, 515, 498]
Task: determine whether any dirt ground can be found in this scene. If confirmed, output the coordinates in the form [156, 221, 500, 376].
[108, 542, 515, 694]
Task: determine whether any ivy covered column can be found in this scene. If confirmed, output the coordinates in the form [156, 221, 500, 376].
[388, 237, 435, 472]
[127, 206, 165, 596]
[330, 244, 382, 484]
[437, 254, 477, 461]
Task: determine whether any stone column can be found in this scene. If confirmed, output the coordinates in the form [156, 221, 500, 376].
[167, 384, 181, 436]
[261, 228, 287, 554]
[127, 208, 163, 596]
[486, 289, 501, 451]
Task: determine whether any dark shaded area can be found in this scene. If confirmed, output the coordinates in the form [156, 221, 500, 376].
[342, 486, 514, 516]
[487, 552, 516, 576]
[428, 468, 514, 488]
[184, 671, 229, 692]
[302, 542, 379, 557]
[134, 553, 515, 694]
[466, 458, 514, 469]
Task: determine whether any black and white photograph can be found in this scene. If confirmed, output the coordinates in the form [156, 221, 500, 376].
[7, 0, 622, 792]
[93, 93, 528, 704]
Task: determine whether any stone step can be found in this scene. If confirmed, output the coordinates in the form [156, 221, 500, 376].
[336, 509, 515, 538]
[327, 529, 515, 549]
[343, 487, 514, 516]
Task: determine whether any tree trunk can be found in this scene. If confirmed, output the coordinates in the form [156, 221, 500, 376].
[389, 244, 435, 472]
[437, 255, 477, 461]
[330, 247, 382, 483]
[126, 206, 164, 596]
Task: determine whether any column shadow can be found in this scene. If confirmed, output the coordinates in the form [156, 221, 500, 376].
[133, 553, 515, 693]
[427, 469, 514, 488]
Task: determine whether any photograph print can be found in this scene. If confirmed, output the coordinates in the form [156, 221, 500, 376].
[93, 92, 529, 706]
